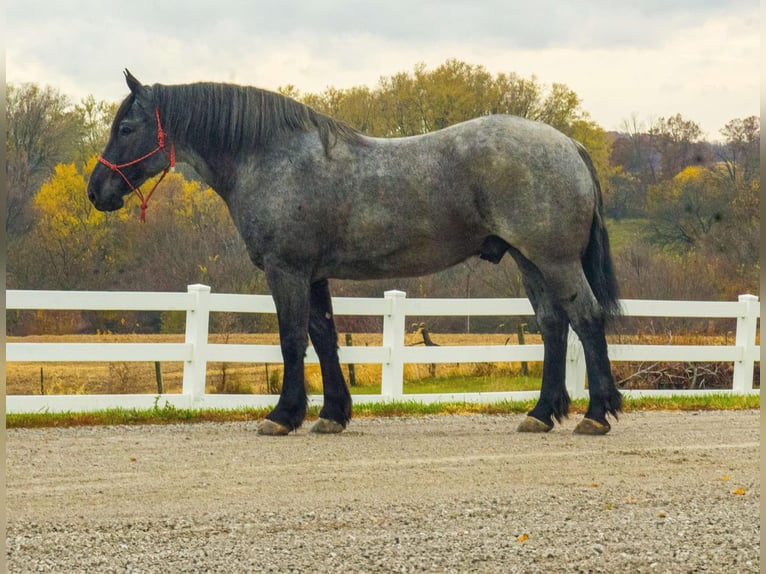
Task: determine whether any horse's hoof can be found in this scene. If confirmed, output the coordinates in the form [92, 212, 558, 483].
[257, 420, 291, 436]
[573, 418, 611, 435]
[517, 416, 553, 433]
[310, 418, 346, 434]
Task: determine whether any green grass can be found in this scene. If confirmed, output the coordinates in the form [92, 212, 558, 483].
[604, 217, 651, 252]
[404, 373, 542, 394]
[5, 393, 759, 429]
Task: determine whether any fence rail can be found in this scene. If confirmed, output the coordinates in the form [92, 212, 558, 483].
[5, 285, 760, 414]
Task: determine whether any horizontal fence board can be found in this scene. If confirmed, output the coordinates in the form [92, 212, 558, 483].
[608, 345, 744, 362]
[206, 344, 284, 363]
[7, 343, 193, 363]
[207, 295, 390, 316]
[404, 298, 534, 316]
[7, 290, 196, 312]
[208, 294, 275, 313]
[620, 388, 761, 398]
[619, 299, 757, 318]
[399, 391, 542, 403]
[332, 297, 391, 316]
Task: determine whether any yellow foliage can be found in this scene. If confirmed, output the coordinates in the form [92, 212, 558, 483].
[34, 158, 130, 244]
[672, 165, 706, 185]
[35, 163, 99, 238]
[148, 172, 229, 227]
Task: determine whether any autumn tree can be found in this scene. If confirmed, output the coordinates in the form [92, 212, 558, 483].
[6, 83, 81, 235]
[607, 116, 657, 217]
[300, 60, 600, 138]
[7, 157, 132, 290]
[648, 113, 709, 180]
[72, 95, 119, 167]
[709, 116, 760, 288]
[717, 116, 760, 188]
[647, 165, 731, 249]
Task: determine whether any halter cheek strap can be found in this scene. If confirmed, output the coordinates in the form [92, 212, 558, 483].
[98, 107, 176, 222]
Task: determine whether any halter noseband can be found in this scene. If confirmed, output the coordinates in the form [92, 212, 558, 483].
[98, 107, 175, 222]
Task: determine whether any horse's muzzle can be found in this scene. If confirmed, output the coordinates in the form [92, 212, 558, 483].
[87, 185, 125, 212]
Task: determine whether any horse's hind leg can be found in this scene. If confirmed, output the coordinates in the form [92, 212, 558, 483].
[564, 296, 622, 435]
[308, 279, 352, 434]
[510, 250, 571, 432]
[539, 262, 622, 435]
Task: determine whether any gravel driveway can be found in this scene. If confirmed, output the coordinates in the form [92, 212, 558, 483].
[6, 410, 760, 573]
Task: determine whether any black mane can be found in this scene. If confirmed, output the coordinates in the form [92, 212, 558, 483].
[149, 82, 361, 157]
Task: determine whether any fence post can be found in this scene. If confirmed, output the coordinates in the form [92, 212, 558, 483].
[382, 290, 407, 400]
[565, 327, 587, 400]
[182, 284, 211, 407]
[732, 294, 759, 392]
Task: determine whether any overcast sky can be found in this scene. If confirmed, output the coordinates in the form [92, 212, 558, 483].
[6, 0, 759, 139]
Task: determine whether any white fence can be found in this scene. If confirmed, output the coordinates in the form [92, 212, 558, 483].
[5, 285, 760, 414]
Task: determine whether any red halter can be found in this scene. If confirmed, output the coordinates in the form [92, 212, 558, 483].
[98, 107, 175, 222]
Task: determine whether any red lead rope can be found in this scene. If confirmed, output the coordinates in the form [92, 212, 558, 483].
[98, 107, 176, 222]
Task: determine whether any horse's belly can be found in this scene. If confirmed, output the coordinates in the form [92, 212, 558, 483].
[322, 238, 481, 280]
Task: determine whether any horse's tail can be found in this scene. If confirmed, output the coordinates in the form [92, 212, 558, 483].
[574, 141, 621, 317]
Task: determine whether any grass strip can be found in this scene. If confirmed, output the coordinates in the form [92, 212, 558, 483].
[6, 393, 759, 429]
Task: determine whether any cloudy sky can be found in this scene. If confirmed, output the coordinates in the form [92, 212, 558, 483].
[6, 0, 759, 138]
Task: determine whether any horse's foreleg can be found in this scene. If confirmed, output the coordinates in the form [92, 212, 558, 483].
[308, 279, 352, 434]
[258, 266, 310, 435]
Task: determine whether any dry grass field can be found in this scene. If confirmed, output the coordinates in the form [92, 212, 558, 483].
[7, 330, 754, 397]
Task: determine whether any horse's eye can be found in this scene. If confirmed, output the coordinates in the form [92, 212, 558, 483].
[119, 125, 134, 136]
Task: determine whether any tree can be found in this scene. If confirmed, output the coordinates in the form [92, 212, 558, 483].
[375, 69, 428, 136]
[648, 113, 708, 180]
[491, 72, 542, 118]
[302, 59, 599, 141]
[537, 83, 582, 132]
[72, 95, 119, 167]
[416, 59, 495, 130]
[718, 116, 760, 187]
[6, 83, 80, 235]
[12, 158, 130, 290]
[647, 165, 730, 249]
[6, 83, 117, 237]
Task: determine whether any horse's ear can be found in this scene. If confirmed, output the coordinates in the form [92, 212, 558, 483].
[124, 69, 142, 94]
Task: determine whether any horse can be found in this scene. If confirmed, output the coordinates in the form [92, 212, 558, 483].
[88, 70, 622, 436]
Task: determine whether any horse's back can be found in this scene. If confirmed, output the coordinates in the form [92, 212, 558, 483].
[362, 115, 597, 260]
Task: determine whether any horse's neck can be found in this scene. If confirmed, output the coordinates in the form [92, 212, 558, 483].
[171, 132, 236, 197]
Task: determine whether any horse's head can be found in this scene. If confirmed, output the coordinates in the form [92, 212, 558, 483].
[88, 70, 174, 215]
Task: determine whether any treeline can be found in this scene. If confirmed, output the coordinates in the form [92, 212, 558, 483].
[6, 60, 760, 336]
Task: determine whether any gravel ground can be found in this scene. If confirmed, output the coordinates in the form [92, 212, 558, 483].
[6, 410, 760, 573]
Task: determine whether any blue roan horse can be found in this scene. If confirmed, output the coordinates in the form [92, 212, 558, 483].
[89, 71, 622, 436]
